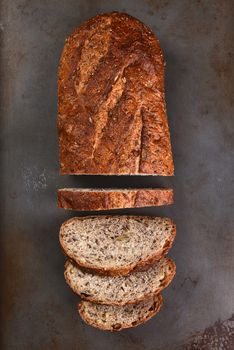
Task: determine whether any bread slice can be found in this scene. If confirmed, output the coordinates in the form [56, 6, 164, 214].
[65, 257, 175, 305]
[59, 216, 176, 276]
[58, 188, 174, 211]
[58, 12, 174, 175]
[78, 294, 163, 331]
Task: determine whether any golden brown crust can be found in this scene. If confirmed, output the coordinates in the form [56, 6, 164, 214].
[78, 294, 163, 331]
[58, 188, 174, 211]
[58, 12, 174, 175]
[64, 259, 176, 305]
[59, 216, 176, 276]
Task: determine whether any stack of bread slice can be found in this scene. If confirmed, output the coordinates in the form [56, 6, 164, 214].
[57, 12, 176, 331]
[59, 216, 176, 330]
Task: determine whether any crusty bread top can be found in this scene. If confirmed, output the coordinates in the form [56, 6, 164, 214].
[78, 294, 163, 331]
[58, 188, 174, 211]
[65, 257, 175, 305]
[59, 216, 176, 275]
[58, 12, 174, 175]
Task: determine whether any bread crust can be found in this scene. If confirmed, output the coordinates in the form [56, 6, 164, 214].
[64, 258, 176, 305]
[58, 188, 174, 211]
[78, 294, 163, 331]
[58, 12, 174, 175]
[59, 216, 176, 276]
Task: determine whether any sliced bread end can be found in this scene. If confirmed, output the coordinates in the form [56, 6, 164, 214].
[58, 188, 174, 211]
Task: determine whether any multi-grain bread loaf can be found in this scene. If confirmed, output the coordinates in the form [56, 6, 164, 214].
[59, 216, 176, 275]
[58, 12, 174, 175]
[58, 188, 173, 211]
[78, 294, 163, 331]
[65, 257, 175, 305]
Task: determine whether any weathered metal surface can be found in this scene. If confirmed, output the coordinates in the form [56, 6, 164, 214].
[1, 0, 234, 349]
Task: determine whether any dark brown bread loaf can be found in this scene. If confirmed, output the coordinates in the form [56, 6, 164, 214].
[58, 188, 173, 211]
[78, 294, 163, 331]
[58, 12, 174, 175]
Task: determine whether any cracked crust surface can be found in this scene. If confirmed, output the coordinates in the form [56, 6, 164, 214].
[58, 188, 174, 211]
[59, 216, 176, 276]
[78, 294, 163, 331]
[58, 12, 174, 175]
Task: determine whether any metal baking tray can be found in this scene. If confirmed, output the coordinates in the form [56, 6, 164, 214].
[1, 0, 234, 349]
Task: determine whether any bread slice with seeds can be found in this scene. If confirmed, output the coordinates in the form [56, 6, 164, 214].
[59, 216, 176, 276]
[65, 257, 175, 305]
[58, 188, 173, 211]
[78, 294, 163, 331]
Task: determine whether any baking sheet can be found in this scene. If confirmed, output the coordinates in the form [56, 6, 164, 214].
[1, 0, 234, 349]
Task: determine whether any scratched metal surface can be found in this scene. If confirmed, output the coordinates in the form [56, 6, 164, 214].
[1, 0, 234, 349]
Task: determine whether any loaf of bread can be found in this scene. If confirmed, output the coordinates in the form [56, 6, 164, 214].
[78, 294, 163, 331]
[58, 188, 173, 211]
[59, 216, 176, 275]
[58, 12, 174, 175]
[65, 257, 175, 305]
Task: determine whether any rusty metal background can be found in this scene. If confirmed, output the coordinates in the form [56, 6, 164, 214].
[1, 0, 234, 349]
